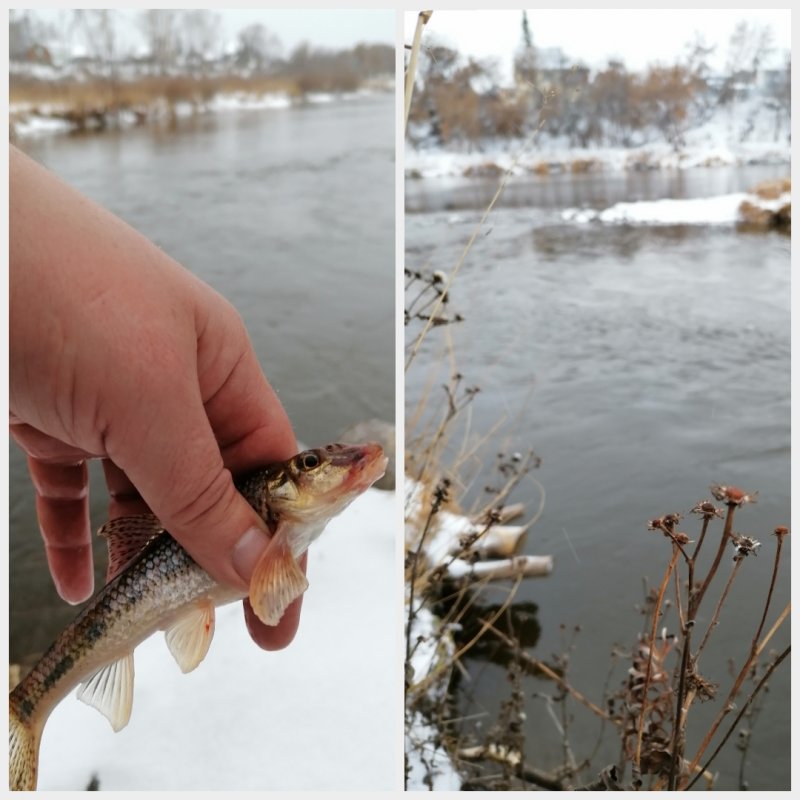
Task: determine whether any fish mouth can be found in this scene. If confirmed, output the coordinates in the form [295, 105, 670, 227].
[326, 442, 387, 491]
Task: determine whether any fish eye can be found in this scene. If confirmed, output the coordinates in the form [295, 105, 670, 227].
[297, 452, 321, 471]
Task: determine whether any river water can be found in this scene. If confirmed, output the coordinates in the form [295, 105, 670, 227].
[406, 165, 790, 790]
[10, 93, 395, 664]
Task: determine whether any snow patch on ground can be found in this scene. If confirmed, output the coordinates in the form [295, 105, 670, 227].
[36, 487, 397, 791]
[562, 191, 790, 226]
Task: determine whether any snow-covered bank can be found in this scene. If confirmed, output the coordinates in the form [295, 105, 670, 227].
[404, 475, 551, 790]
[406, 98, 790, 180]
[10, 88, 391, 139]
[406, 138, 789, 180]
[563, 188, 790, 226]
[36, 487, 397, 791]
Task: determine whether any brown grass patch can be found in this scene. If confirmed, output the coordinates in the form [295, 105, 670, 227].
[463, 162, 504, 178]
[738, 199, 791, 233]
[570, 157, 602, 174]
[750, 177, 791, 200]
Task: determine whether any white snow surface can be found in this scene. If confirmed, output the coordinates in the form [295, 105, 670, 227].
[563, 191, 789, 226]
[36, 487, 398, 791]
[405, 711, 462, 792]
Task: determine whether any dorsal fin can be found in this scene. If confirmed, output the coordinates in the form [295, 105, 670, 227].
[98, 515, 165, 583]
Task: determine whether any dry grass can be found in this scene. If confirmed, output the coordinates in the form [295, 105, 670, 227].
[530, 161, 551, 176]
[570, 157, 602, 173]
[462, 162, 504, 178]
[738, 178, 791, 233]
[10, 74, 303, 114]
[751, 177, 791, 200]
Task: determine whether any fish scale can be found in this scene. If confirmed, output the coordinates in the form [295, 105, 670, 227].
[11, 533, 220, 730]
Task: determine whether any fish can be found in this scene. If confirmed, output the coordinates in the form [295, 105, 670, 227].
[9, 441, 387, 791]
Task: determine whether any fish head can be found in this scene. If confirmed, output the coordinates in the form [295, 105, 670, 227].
[265, 442, 387, 524]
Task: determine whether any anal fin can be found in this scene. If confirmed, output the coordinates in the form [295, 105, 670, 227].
[77, 652, 134, 732]
[164, 600, 215, 673]
[249, 526, 309, 626]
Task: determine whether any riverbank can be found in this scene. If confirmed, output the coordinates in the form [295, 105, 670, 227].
[9, 77, 393, 138]
[406, 94, 790, 180]
[406, 136, 789, 180]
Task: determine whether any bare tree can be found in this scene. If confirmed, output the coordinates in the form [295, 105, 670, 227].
[235, 23, 283, 73]
[180, 10, 221, 70]
[140, 10, 181, 75]
[764, 52, 791, 142]
[727, 20, 774, 78]
[640, 64, 705, 151]
[719, 19, 774, 107]
[9, 10, 49, 62]
[73, 10, 119, 72]
[71, 10, 123, 111]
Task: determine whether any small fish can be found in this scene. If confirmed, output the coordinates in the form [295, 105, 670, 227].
[9, 442, 387, 791]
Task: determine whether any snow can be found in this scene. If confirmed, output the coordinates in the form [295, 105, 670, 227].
[404, 605, 461, 791]
[35, 487, 398, 791]
[10, 89, 390, 140]
[207, 92, 294, 112]
[406, 137, 789, 179]
[562, 191, 790, 226]
[11, 114, 73, 137]
[405, 711, 462, 791]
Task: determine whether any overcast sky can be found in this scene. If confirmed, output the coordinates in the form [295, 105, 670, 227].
[406, 9, 791, 77]
[30, 9, 394, 54]
[218, 9, 394, 50]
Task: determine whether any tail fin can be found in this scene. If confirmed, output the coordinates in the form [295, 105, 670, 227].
[9, 701, 40, 791]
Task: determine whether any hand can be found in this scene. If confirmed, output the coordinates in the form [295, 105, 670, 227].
[9, 145, 302, 651]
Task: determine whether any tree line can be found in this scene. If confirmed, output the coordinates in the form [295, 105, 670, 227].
[407, 14, 790, 150]
[9, 9, 393, 85]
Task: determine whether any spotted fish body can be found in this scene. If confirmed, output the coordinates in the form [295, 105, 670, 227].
[9, 442, 387, 791]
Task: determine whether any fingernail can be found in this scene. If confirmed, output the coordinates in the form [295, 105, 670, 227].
[232, 527, 269, 584]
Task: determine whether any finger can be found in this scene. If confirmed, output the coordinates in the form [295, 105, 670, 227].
[26, 457, 94, 604]
[241, 554, 307, 650]
[10, 422, 97, 464]
[101, 460, 151, 518]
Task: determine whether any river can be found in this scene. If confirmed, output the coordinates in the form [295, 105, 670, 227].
[406, 165, 790, 790]
[10, 93, 395, 665]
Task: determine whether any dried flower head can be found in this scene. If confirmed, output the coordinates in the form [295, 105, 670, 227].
[774, 526, 789, 539]
[691, 500, 723, 520]
[686, 670, 718, 702]
[648, 513, 682, 532]
[710, 484, 758, 506]
[731, 533, 761, 559]
[672, 532, 693, 546]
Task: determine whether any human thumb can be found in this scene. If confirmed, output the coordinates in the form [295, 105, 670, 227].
[108, 387, 276, 592]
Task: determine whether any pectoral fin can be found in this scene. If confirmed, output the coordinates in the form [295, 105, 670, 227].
[164, 600, 215, 673]
[249, 525, 309, 626]
[77, 652, 134, 732]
